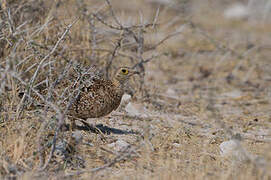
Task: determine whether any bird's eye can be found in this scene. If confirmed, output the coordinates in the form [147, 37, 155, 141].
[121, 69, 128, 75]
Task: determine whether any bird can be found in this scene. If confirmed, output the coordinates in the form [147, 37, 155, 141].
[66, 66, 139, 121]
[19, 66, 139, 130]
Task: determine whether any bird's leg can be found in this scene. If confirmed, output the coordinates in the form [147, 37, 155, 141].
[80, 119, 96, 131]
[64, 116, 78, 131]
[78, 119, 105, 136]
[71, 120, 77, 131]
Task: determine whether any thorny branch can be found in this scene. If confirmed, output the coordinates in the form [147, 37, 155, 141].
[16, 18, 78, 116]
[90, 0, 163, 91]
[105, 37, 122, 79]
[10, 19, 78, 170]
[29, 18, 78, 86]
[105, 0, 122, 27]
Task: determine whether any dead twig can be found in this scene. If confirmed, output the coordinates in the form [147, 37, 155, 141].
[105, 37, 122, 79]
[29, 18, 78, 86]
[65, 145, 139, 176]
[147, 23, 188, 51]
[105, 0, 122, 27]
[15, 18, 78, 119]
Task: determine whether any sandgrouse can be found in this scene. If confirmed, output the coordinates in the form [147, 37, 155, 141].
[19, 66, 138, 128]
[67, 67, 139, 120]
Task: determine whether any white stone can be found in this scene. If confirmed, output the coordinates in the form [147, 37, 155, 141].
[172, 143, 181, 148]
[108, 140, 130, 151]
[125, 102, 142, 117]
[219, 140, 249, 161]
[222, 90, 242, 98]
[224, 3, 249, 20]
[220, 140, 237, 156]
[72, 130, 83, 143]
[166, 88, 176, 96]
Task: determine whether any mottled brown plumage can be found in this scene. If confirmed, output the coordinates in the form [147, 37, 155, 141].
[67, 67, 138, 120]
[19, 66, 138, 123]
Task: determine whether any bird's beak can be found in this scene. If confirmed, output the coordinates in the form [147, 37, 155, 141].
[132, 69, 140, 75]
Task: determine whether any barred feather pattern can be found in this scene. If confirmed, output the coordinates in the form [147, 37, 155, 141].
[67, 76, 123, 119]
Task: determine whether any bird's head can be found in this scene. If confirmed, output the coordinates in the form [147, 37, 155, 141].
[113, 67, 139, 85]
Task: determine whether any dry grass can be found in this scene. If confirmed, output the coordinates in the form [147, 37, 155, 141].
[1, 0, 271, 179]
